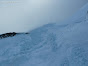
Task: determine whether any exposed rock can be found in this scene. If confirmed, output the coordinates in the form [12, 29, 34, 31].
[0, 32, 17, 39]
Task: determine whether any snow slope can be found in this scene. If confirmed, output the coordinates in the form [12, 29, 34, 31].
[0, 3, 88, 66]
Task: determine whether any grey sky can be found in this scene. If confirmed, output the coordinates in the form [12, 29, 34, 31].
[0, 0, 88, 34]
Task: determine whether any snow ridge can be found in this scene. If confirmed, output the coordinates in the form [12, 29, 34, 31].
[0, 3, 88, 66]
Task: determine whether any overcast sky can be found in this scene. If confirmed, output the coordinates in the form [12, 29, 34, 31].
[0, 0, 88, 34]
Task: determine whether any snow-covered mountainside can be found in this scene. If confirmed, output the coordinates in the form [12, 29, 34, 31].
[0, 4, 88, 66]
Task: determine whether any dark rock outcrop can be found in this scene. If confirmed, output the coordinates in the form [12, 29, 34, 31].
[0, 32, 17, 39]
[0, 32, 30, 39]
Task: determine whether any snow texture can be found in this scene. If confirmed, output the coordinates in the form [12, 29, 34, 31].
[0, 3, 88, 66]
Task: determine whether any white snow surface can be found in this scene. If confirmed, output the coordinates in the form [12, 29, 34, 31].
[0, 3, 88, 66]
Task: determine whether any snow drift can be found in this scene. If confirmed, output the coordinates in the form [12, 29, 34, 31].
[0, 3, 88, 66]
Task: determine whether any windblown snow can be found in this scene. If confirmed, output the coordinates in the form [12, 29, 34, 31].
[0, 3, 88, 66]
